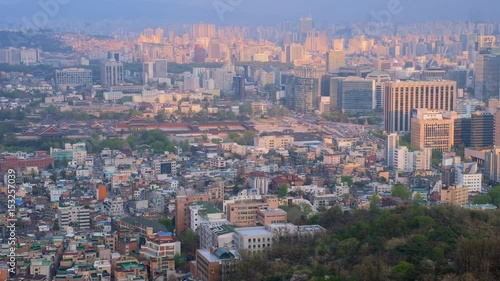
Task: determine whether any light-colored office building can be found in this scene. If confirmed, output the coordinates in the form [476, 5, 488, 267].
[233, 227, 274, 253]
[411, 109, 455, 151]
[55, 68, 93, 87]
[384, 80, 457, 133]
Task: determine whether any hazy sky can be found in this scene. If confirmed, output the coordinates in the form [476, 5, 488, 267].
[0, 0, 497, 26]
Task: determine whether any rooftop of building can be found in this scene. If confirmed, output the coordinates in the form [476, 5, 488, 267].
[258, 208, 287, 215]
[120, 217, 168, 233]
[211, 224, 236, 236]
[462, 204, 497, 210]
[234, 226, 273, 236]
[190, 201, 223, 216]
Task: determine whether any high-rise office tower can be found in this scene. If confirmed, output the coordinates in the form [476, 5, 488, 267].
[485, 148, 500, 183]
[476, 36, 496, 52]
[471, 112, 494, 148]
[292, 76, 319, 114]
[384, 80, 457, 133]
[339, 77, 376, 114]
[299, 17, 313, 34]
[332, 38, 344, 51]
[454, 116, 472, 147]
[208, 38, 222, 61]
[495, 109, 500, 147]
[233, 76, 245, 100]
[329, 77, 345, 112]
[455, 111, 494, 148]
[326, 50, 346, 74]
[447, 69, 468, 90]
[143, 61, 154, 84]
[366, 71, 391, 109]
[386, 133, 399, 167]
[191, 23, 216, 40]
[410, 109, 455, 151]
[284, 44, 304, 63]
[194, 45, 207, 63]
[474, 51, 500, 101]
[304, 31, 329, 53]
[107, 51, 120, 62]
[101, 59, 124, 87]
[153, 59, 168, 79]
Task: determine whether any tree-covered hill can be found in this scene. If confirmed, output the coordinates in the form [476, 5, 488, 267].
[229, 206, 500, 281]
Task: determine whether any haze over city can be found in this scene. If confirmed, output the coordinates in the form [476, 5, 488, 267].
[0, 0, 498, 25]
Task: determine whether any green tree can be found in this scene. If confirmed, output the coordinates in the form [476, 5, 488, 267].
[155, 111, 169, 122]
[178, 229, 199, 256]
[370, 194, 381, 210]
[413, 193, 424, 203]
[158, 218, 174, 232]
[228, 132, 240, 142]
[391, 261, 416, 281]
[239, 102, 253, 116]
[277, 184, 288, 198]
[341, 176, 353, 186]
[487, 185, 500, 207]
[237, 131, 256, 145]
[472, 194, 492, 205]
[392, 184, 410, 200]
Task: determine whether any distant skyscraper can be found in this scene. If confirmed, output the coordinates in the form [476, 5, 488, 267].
[153, 59, 168, 79]
[326, 50, 346, 73]
[332, 38, 344, 51]
[485, 148, 500, 183]
[233, 76, 245, 100]
[194, 44, 207, 63]
[339, 77, 375, 114]
[455, 112, 494, 148]
[208, 38, 222, 61]
[285, 44, 304, 63]
[384, 80, 457, 133]
[474, 51, 500, 101]
[299, 17, 313, 34]
[304, 31, 329, 53]
[476, 36, 496, 52]
[292, 76, 319, 114]
[386, 133, 399, 167]
[329, 77, 344, 112]
[101, 59, 124, 87]
[366, 71, 391, 109]
[143, 61, 154, 84]
[191, 23, 216, 40]
[107, 51, 120, 62]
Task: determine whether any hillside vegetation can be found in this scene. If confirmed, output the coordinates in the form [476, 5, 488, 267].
[229, 206, 500, 281]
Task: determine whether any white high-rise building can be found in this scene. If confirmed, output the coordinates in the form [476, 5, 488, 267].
[101, 59, 124, 87]
[385, 133, 399, 167]
[394, 147, 432, 173]
[455, 162, 483, 193]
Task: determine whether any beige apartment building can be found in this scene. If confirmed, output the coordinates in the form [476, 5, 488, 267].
[254, 135, 294, 150]
[411, 109, 455, 151]
[441, 185, 469, 206]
